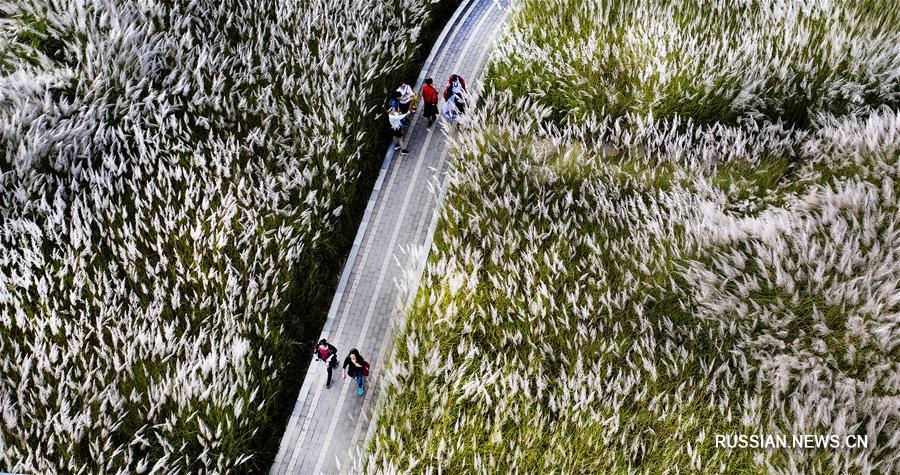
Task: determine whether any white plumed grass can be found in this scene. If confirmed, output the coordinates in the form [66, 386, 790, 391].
[368, 0, 900, 472]
[0, 0, 449, 472]
[489, 0, 900, 125]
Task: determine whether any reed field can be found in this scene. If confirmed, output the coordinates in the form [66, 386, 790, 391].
[369, 0, 900, 472]
[0, 0, 452, 471]
[490, 0, 900, 126]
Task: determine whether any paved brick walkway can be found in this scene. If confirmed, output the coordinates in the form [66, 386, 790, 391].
[269, 1, 510, 473]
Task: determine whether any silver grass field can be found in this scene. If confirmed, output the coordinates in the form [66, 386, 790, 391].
[369, 0, 900, 473]
[0, 0, 446, 471]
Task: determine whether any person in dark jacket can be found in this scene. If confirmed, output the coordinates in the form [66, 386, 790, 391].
[342, 349, 368, 396]
[313, 339, 338, 389]
[421, 78, 440, 128]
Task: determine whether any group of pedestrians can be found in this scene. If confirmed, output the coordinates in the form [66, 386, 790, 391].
[387, 73, 469, 155]
[315, 77, 468, 396]
[314, 338, 369, 396]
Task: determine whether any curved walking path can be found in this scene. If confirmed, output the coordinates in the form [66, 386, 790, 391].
[270, 1, 511, 473]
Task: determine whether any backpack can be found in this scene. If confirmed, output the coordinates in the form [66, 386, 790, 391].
[362, 362, 370, 376]
[443, 84, 452, 101]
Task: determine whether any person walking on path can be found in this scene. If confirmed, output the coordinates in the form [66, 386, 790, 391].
[313, 339, 338, 389]
[421, 78, 440, 128]
[444, 74, 468, 113]
[450, 74, 467, 96]
[442, 93, 462, 127]
[388, 107, 411, 155]
[397, 82, 415, 114]
[342, 349, 369, 396]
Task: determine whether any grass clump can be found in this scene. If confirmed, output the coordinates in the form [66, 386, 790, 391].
[488, 0, 900, 127]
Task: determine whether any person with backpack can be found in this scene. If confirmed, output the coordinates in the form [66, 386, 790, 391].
[397, 82, 415, 114]
[312, 339, 338, 389]
[342, 349, 369, 396]
[421, 78, 440, 128]
[388, 106, 411, 155]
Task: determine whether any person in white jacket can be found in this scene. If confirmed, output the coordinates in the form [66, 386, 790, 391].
[388, 108, 411, 155]
[445, 74, 467, 113]
[397, 82, 415, 114]
[442, 93, 461, 127]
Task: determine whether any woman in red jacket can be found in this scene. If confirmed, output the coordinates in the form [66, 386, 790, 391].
[421, 78, 440, 128]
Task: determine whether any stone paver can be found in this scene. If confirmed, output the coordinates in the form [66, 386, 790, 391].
[269, 1, 510, 474]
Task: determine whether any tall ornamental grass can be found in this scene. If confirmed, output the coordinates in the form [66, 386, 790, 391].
[488, 0, 900, 126]
[369, 96, 900, 475]
[0, 0, 447, 471]
[369, 0, 900, 472]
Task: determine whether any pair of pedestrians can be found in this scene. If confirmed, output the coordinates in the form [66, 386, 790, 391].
[388, 82, 415, 155]
[313, 339, 370, 396]
[424, 74, 468, 125]
[441, 74, 467, 122]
